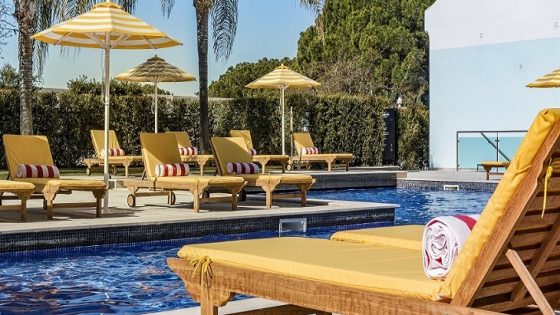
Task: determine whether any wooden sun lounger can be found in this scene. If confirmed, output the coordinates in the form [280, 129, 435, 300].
[123, 133, 246, 212]
[0, 180, 35, 221]
[291, 132, 352, 172]
[169, 109, 560, 314]
[211, 137, 315, 208]
[84, 130, 143, 177]
[480, 161, 510, 180]
[3, 135, 107, 220]
[229, 130, 289, 173]
[166, 131, 214, 175]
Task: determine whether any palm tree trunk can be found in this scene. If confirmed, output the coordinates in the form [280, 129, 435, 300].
[194, 1, 210, 153]
[15, 0, 35, 135]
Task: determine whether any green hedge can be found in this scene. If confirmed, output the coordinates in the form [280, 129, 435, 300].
[0, 89, 428, 169]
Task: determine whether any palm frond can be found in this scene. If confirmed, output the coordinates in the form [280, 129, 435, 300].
[210, 0, 238, 62]
[160, 0, 175, 18]
[299, 0, 323, 14]
[34, 0, 58, 76]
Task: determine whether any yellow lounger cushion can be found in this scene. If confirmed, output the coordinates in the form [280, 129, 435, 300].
[155, 175, 245, 185]
[167, 131, 194, 148]
[0, 180, 35, 191]
[14, 178, 107, 190]
[90, 130, 122, 157]
[238, 173, 314, 184]
[300, 153, 353, 160]
[178, 237, 442, 300]
[253, 154, 289, 160]
[229, 130, 255, 149]
[331, 225, 424, 251]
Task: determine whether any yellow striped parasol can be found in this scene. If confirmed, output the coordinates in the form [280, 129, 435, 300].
[33, 0, 181, 211]
[527, 69, 560, 88]
[246, 64, 320, 155]
[116, 55, 196, 132]
[32, 1, 181, 49]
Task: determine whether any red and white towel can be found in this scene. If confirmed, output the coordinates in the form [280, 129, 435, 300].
[100, 148, 125, 157]
[227, 162, 260, 174]
[422, 214, 479, 279]
[179, 146, 198, 156]
[16, 164, 60, 178]
[248, 148, 257, 156]
[155, 163, 190, 177]
[301, 147, 319, 155]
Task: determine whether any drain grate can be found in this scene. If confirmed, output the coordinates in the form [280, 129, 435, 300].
[279, 218, 307, 236]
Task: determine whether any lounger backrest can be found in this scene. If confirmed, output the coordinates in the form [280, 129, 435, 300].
[3, 135, 55, 180]
[229, 130, 254, 150]
[211, 137, 252, 175]
[140, 133, 181, 180]
[90, 130, 121, 157]
[166, 131, 193, 148]
[441, 109, 560, 313]
[293, 133, 314, 156]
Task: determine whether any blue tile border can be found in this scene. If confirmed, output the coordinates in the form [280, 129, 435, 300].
[397, 179, 497, 192]
[0, 207, 395, 253]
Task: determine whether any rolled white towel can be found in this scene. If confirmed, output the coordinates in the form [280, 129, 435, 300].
[422, 214, 479, 279]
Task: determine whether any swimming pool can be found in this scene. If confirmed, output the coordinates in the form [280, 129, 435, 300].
[0, 187, 492, 314]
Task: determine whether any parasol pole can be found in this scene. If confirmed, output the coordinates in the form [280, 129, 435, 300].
[154, 78, 159, 133]
[102, 45, 110, 212]
[280, 84, 287, 155]
[290, 105, 293, 157]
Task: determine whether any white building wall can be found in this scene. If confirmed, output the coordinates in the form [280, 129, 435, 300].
[425, 0, 560, 169]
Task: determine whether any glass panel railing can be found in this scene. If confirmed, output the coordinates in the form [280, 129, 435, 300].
[456, 130, 526, 170]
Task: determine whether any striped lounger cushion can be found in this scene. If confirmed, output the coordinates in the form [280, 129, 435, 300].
[179, 146, 198, 156]
[227, 162, 260, 174]
[155, 163, 190, 177]
[100, 148, 125, 157]
[422, 214, 479, 279]
[248, 148, 257, 156]
[301, 147, 319, 155]
[16, 164, 60, 178]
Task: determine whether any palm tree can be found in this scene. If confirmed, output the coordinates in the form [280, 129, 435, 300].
[161, 0, 323, 153]
[13, 0, 137, 135]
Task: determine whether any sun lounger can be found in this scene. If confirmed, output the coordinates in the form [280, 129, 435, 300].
[3, 135, 107, 220]
[229, 130, 289, 173]
[0, 180, 35, 221]
[169, 108, 560, 314]
[211, 137, 315, 208]
[84, 130, 142, 177]
[480, 161, 510, 180]
[166, 131, 213, 175]
[291, 132, 352, 172]
[123, 133, 246, 212]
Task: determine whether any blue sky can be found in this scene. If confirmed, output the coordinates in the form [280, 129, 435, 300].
[2, 0, 315, 95]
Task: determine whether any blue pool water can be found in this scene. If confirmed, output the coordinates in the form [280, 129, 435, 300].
[0, 187, 492, 314]
[309, 187, 492, 225]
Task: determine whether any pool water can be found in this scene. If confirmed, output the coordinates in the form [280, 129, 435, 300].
[0, 187, 492, 314]
[309, 187, 492, 225]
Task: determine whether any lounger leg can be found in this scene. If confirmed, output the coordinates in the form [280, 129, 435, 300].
[193, 189, 200, 213]
[44, 192, 56, 220]
[261, 163, 266, 174]
[264, 188, 273, 209]
[346, 161, 350, 171]
[327, 161, 332, 172]
[124, 162, 131, 178]
[200, 288, 218, 315]
[199, 162, 204, 175]
[300, 186, 308, 207]
[18, 193, 30, 222]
